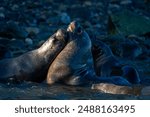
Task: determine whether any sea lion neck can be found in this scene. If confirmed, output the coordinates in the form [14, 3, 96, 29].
[67, 21, 87, 42]
[37, 29, 67, 62]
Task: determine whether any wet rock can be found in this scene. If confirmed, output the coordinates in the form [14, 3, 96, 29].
[11, 4, 19, 11]
[25, 38, 33, 46]
[59, 12, 71, 24]
[47, 17, 59, 25]
[26, 27, 40, 35]
[0, 13, 5, 19]
[67, 6, 93, 20]
[120, 0, 132, 5]
[109, 10, 150, 36]
[108, 3, 120, 11]
[110, 0, 120, 3]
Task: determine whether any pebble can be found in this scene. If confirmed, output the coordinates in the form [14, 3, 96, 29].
[120, 0, 132, 5]
[11, 4, 19, 11]
[59, 12, 71, 24]
[6, 21, 28, 38]
[108, 3, 120, 9]
[25, 38, 33, 45]
[0, 7, 4, 11]
[0, 13, 5, 19]
[26, 27, 40, 35]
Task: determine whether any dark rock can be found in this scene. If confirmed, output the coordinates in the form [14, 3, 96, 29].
[25, 38, 33, 46]
[25, 27, 40, 35]
[67, 6, 93, 20]
[0, 21, 28, 39]
[120, 0, 132, 5]
[0, 12, 5, 20]
[109, 10, 150, 36]
[59, 12, 71, 24]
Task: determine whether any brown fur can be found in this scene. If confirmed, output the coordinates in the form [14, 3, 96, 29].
[0, 29, 67, 83]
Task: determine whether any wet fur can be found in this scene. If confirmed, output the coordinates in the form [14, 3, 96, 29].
[0, 30, 67, 83]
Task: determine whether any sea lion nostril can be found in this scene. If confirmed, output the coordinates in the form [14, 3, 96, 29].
[76, 26, 82, 34]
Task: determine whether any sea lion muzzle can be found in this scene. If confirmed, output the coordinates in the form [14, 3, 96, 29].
[67, 21, 83, 34]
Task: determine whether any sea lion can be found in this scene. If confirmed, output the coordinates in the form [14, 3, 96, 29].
[122, 65, 140, 84]
[92, 40, 122, 77]
[46, 21, 139, 86]
[0, 29, 68, 83]
[91, 83, 141, 95]
[92, 40, 141, 84]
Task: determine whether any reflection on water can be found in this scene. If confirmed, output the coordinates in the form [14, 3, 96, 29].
[0, 82, 149, 100]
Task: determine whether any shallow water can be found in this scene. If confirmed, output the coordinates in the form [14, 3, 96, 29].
[0, 82, 150, 100]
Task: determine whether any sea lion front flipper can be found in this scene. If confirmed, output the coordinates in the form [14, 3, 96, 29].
[122, 65, 141, 84]
[92, 40, 120, 77]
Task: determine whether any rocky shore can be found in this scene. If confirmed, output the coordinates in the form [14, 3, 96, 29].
[0, 0, 150, 99]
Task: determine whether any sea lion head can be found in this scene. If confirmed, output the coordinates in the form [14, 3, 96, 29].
[54, 29, 68, 43]
[67, 21, 90, 42]
[67, 21, 83, 34]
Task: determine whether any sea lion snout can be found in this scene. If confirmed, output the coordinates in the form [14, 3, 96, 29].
[67, 21, 83, 34]
[55, 29, 68, 43]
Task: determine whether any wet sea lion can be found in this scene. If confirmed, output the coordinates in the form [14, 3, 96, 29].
[92, 40, 122, 77]
[46, 21, 139, 86]
[91, 83, 141, 95]
[46, 21, 93, 85]
[92, 40, 140, 84]
[0, 29, 68, 83]
[122, 65, 140, 84]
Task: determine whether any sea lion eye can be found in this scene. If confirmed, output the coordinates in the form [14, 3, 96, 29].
[76, 26, 82, 34]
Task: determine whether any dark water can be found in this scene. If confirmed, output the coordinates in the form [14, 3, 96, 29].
[0, 82, 149, 100]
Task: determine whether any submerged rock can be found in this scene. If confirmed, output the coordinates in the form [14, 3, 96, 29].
[0, 21, 28, 39]
[59, 12, 71, 24]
